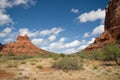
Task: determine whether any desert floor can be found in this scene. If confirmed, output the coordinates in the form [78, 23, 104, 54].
[0, 57, 120, 80]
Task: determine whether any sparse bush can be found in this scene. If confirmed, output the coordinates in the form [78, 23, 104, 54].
[6, 55, 33, 60]
[51, 54, 61, 60]
[77, 51, 103, 60]
[93, 65, 98, 70]
[53, 57, 58, 60]
[102, 45, 120, 66]
[38, 52, 51, 58]
[7, 62, 18, 68]
[0, 59, 8, 63]
[30, 62, 35, 65]
[116, 40, 120, 44]
[52, 57, 82, 71]
[36, 65, 43, 69]
[7, 52, 15, 56]
[21, 61, 26, 64]
[60, 53, 66, 57]
[0, 54, 3, 57]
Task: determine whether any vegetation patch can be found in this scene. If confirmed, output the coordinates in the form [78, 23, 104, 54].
[36, 65, 43, 69]
[52, 57, 82, 71]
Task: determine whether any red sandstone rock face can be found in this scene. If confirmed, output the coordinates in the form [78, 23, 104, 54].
[85, 0, 120, 51]
[0, 34, 49, 56]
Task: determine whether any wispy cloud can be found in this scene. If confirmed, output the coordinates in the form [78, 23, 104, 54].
[83, 32, 90, 38]
[0, 27, 13, 37]
[71, 8, 79, 14]
[39, 27, 63, 36]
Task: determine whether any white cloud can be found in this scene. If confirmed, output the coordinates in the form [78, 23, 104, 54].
[19, 28, 38, 37]
[0, 27, 12, 37]
[63, 40, 80, 48]
[31, 38, 47, 45]
[77, 9, 105, 23]
[63, 38, 95, 54]
[44, 39, 81, 52]
[71, 8, 79, 14]
[59, 37, 66, 43]
[0, 0, 36, 26]
[83, 24, 104, 38]
[83, 32, 90, 38]
[64, 48, 78, 54]
[91, 24, 104, 35]
[4, 38, 13, 43]
[0, 10, 13, 26]
[39, 27, 63, 36]
[87, 38, 95, 44]
[48, 35, 56, 42]
[78, 45, 89, 51]
[0, 0, 36, 9]
[18, 27, 63, 38]
[0, 0, 11, 9]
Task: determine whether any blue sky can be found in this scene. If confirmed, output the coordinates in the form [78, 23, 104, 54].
[0, 0, 109, 54]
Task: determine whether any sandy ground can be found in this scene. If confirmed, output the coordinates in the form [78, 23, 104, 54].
[0, 58, 120, 80]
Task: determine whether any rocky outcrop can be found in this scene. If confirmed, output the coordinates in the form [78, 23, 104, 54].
[0, 34, 49, 56]
[85, 0, 120, 51]
[0, 43, 4, 51]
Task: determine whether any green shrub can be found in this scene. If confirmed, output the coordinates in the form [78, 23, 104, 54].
[116, 40, 120, 44]
[93, 65, 98, 70]
[76, 51, 103, 60]
[6, 56, 33, 60]
[21, 61, 26, 64]
[52, 57, 82, 71]
[36, 65, 43, 69]
[60, 53, 66, 57]
[7, 62, 18, 68]
[51, 54, 61, 60]
[7, 52, 15, 56]
[102, 45, 120, 66]
[30, 62, 35, 65]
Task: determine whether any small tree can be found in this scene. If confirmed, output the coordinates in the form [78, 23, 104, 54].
[103, 45, 120, 66]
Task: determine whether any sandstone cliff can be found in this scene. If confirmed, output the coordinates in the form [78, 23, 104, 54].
[85, 0, 120, 51]
[0, 34, 49, 56]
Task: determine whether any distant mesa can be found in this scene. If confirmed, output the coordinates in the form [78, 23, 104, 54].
[0, 34, 49, 56]
[85, 0, 120, 51]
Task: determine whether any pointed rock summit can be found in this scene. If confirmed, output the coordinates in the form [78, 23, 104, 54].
[0, 34, 49, 56]
[85, 0, 120, 51]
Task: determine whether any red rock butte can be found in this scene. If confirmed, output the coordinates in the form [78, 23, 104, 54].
[85, 0, 120, 51]
[0, 34, 49, 56]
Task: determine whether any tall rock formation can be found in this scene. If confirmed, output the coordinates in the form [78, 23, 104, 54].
[0, 34, 49, 56]
[85, 0, 120, 51]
